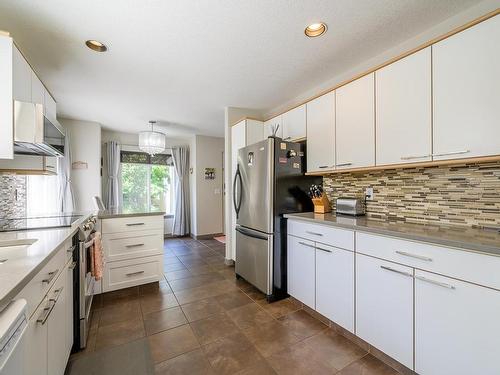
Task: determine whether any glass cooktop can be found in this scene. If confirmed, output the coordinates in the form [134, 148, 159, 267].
[0, 215, 82, 232]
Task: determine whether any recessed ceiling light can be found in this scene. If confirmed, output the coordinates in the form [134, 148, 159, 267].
[85, 40, 107, 52]
[305, 22, 327, 38]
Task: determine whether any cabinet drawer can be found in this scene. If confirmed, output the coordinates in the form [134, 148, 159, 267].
[16, 244, 67, 317]
[356, 232, 500, 290]
[102, 231, 163, 262]
[101, 215, 163, 234]
[102, 256, 163, 292]
[288, 220, 354, 250]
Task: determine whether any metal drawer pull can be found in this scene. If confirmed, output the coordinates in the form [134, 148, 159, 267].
[298, 242, 315, 249]
[69, 261, 77, 270]
[336, 162, 352, 167]
[284, 137, 291, 140]
[396, 251, 432, 262]
[432, 150, 470, 157]
[42, 269, 59, 284]
[318, 166, 329, 169]
[49, 286, 64, 302]
[37, 303, 54, 325]
[126, 243, 145, 248]
[305, 231, 323, 236]
[67, 245, 76, 253]
[126, 222, 145, 226]
[316, 247, 332, 253]
[380, 265, 413, 278]
[126, 271, 145, 277]
[0, 259, 8, 264]
[400, 154, 431, 160]
[415, 275, 455, 289]
[45, 165, 55, 169]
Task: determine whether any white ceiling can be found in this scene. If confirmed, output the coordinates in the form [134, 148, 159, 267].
[0, 0, 484, 137]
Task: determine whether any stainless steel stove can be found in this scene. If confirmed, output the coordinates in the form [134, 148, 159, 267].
[0, 215, 82, 232]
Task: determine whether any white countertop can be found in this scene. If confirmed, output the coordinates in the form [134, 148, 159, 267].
[0, 212, 93, 312]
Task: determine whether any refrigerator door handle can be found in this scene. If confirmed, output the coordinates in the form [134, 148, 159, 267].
[233, 165, 243, 218]
[235, 226, 268, 241]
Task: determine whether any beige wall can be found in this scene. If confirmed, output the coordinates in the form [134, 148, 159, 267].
[60, 118, 101, 211]
[191, 134, 225, 236]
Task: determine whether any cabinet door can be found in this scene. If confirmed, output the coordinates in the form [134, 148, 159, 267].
[287, 236, 315, 309]
[264, 115, 283, 139]
[24, 296, 49, 375]
[65, 259, 74, 358]
[44, 89, 57, 122]
[336, 73, 375, 169]
[12, 46, 31, 102]
[245, 119, 264, 145]
[47, 272, 67, 375]
[44, 156, 58, 174]
[356, 254, 413, 369]
[376, 48, 431, 165]
[433, 15, 500, 160]
[31, 72, 44, 106]
[282, 104, 306, 141]
[306, 92, 335, 172]
[231, 121, 246, 260]
[316, 244, 354, 332]
[0, 36, 13, 159]
[415, 270, 500, 375]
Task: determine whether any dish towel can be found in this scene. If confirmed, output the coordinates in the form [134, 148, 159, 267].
[91, 232, 104, 281]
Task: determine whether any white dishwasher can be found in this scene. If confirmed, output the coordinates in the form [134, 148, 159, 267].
[0, 299, 28, 375]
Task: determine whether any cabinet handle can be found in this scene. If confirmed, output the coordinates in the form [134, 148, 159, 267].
[42, 269, 59, 284]
[126, 243, 145, 248]
[336, 162, 352, 167]
[380, 265, 413, 278]
[415, 275, 455, 289]
[305, 231, 323, 237]
[395, 251, 432, 262]
[284, 137, 291, 141]
[49, 286, 64, 303]
[69, 261, 77, 270]
[0, 259, 8, 264]
[400, 154, 431, 160]
[45, 165, 55, 169]
[318, 166, 329, 169]
[316, 246, 332, 253]
[37, 303, 54, 325]
[431, 150, 470, 157]
[298, 241, 315, 249]
[126, 223, 145, 226]
[67, 245, 76, 253]
[126, 271, 145, 277]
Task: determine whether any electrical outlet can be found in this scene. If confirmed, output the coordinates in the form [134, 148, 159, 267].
[365, 187, 374, 201]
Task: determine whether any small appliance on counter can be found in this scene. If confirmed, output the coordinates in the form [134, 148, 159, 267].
[336, 197, 366, 216]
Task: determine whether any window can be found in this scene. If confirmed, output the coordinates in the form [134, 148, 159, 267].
[120, 151, 175, 215]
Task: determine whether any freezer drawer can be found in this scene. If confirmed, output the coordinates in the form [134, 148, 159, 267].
[235, 226, 273, 295]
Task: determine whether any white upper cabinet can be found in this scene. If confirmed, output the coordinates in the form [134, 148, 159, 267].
[0, 35, 13, 159]
[264, 115, 283, 139]
[32, 71, 45, 106]
[415, 270, 500, 375]
[12, 45, 31, 102]
[282, 104, 306, 141]
[306, 92, 335, 172]
[432, 15, 500, 160]
[376, 48, 432, 165]
[336, 73, 375, 169]
[245, 119, 264, 145]
[44, 90, 57, 122]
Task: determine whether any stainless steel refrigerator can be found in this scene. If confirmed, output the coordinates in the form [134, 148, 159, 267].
[233, 137, 321, 301]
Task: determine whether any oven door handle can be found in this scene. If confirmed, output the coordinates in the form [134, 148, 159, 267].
[83, 238, 95, 249]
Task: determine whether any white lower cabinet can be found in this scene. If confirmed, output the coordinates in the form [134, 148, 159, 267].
[415, 270, 500, 375]
[356, 254, 414, 369]
[287, 236, 315, 309]
[24, 296, 49, 375]
[65, 259, 74, 358]
[47, 270, 67, 375]
[315, 244, 354, 333]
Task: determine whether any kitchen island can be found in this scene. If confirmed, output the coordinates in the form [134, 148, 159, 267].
[97, 208, 165, 292]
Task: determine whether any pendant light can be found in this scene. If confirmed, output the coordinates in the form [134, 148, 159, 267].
[139, 120, 166, 155]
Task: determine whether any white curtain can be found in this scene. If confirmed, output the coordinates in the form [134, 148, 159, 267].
[58, 130, 75, 212]
[172, 146, 190, 236]
[105, 141, 121, 208]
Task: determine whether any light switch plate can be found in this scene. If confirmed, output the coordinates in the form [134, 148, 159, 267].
[365, 187, 374, 200]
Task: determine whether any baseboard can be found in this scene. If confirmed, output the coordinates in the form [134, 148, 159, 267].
[190, 232, 224, 240]
[224, 258, 234, 266]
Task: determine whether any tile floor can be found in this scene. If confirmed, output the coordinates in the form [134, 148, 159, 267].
[69, 237, 402, 375]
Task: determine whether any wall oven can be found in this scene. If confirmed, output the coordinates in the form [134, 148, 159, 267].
[72, 215, 97, 351]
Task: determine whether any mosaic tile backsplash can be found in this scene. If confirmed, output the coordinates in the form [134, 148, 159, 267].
[0, 175, 27, 219]
[323, 161, 500, 229]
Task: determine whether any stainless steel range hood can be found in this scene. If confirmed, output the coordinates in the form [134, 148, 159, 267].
[13, 101, 65, 157]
